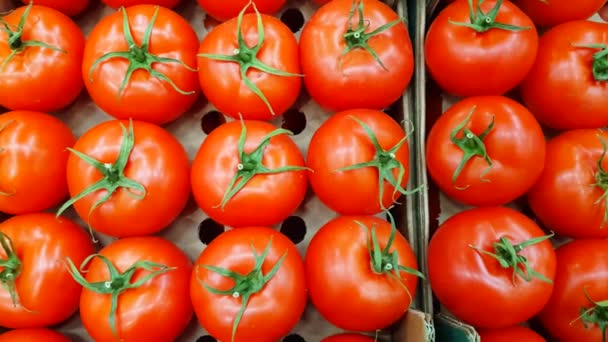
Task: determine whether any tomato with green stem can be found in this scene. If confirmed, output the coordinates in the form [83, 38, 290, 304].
[425, 0, 538, 97]
[191, 226, 306, 342]
[306, 215, 422, 331]
[67, 237, 192, 342]
[426, 96, 545, 207]
[520, 20, 608, 130]
[197, 0, 287, 22]
[0, 213, 94, 329]
[197, 2, 301, 121]
[478, 326, 546, 342]
[83, 5, 199, 125]
[191, 119, 308, 228]
[428, 206, 556, 329]
[21, 0, 89, 17]
[513, 0, 605, 27]
[528, 129, 608, 239]
[322, 334, 375, 342]
[0, 111, 75, 215]
[56, 119, 190, 239]
[0, 4, 84, 112]
[300, 0, 413, 112]
[0, 329, 70, 342]
[102, 0, 181, 8]
[307, 108, 412, 215]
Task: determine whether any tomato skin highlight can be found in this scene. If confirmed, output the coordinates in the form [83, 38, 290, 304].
[425, 0, 538, 97]
[21, 0, 89, 16]
[428, 206, 556, 329]
[197, 0, 287, 22]
[0, 5, 85, 112]
[513, 0, 605, 27]
[0, 111, 75, 215]
[0, 213, 95, 329]
[102, 0, 182, 8]
[83, 5, 200, 125]
[78, 237, 193, 342]
[65, 119, 190, 238]
[0, 329, 70, 342]
[191, 226, 307, 342]
[322, 333, 375, 342]
[520, 20, 608, 130]
[299, 0, 414, 112]
[478, 326, 546, 342]
[305, 216, 419, 331]
[426, 96, 545, 206]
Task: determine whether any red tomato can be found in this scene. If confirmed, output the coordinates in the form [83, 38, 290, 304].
[71, 237, 192, 342]
[425, 0, 538, 97]
[322, 333, 375, 342]
[478, 326, 546, 342]
[0, 111, 75, 215]
[313, 0, 331, 4]
[428, 206, 556, 329]
[197, 4, 301, 120]
[102, 0, 181, 8]
[528, 129, 608, 239]
[22, 0, 89, 16]
[58, 120, 190, 238]
[0, 329, 69, 342]
[539, 240, 608, 342]
[83, 5, 199, 125]
[520, 20, 608, 130]
[306, 216, 420, 331]
[191, 226, 306, 342]
[513, 0, 604, 27]
[197, 0, 287, 22]
[0, 4, 84, 112]
[426, 96, 545, 206]
[0, 213, 94, 329]
[300, 0, 413, 112]
[191, 120, 307, 228]
[307, 109, 410, 215]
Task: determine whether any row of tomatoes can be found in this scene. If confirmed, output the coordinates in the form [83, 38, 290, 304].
[423, 0, 608, 341]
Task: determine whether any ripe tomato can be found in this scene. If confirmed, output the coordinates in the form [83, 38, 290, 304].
[102, 0, 181, 8]
[0, 329, 69, 342]
[426, 96, 545, 207]
[197, 3, 301, 120]
[57, 119, 190, 238]
[428, 206, 556, 329]
[520, 20, 608, 130]
[528, 129, 608, 239]
[22, 0, 89, 16]
[307, 109, 410, 215]
[478, 326, 545, 342]
[300, 0, 413, 112]
[513, 0, 604, 27]
[322, 333, 375, 342]
[0, 213, 94, 329]
[539, 240, 608, 342]
[0, 4, 84, 112]
[0, 111, 75, 215]
[313, 0, 331, 4]
[197, 0, 287, 22]
[425, 0, 538, 97]
[83, 5, 199, 125]
[191, 226, 306, 342]
[191, 120, 307, 228]
[70, 237, 192, 342]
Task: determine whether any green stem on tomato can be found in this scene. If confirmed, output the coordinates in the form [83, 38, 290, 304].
[0, 232, 36, 312]
[448, 0, 531, 33]
[196, 237, 287, 342]
[571, 44, 608, 81]
[591, 134, 608, 227]
[0, 120, 15, 196]
[571, 287, 608, 342]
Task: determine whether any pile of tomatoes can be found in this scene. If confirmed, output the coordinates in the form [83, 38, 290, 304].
[0, 0, 423, 341]
[424, 0, 608, 341]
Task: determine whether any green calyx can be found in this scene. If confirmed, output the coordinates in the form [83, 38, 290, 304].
[197, 237, 287, 342]
[592, 134, 608, 227]
[336, 115, 418, 211]
[0, 232, 34, 312]
[342, 0, 403, 71]
[571, 44, 608, 81]
[66, 254, 174, 339]
[469, 233, 554, 285]
[0, 2, 65, 71]
[573, 287, 608, 342]
[216, 119, 309, 210]
[198, 1, 302, 116]
[448, 0, 530, 33]
[56, 120, 147, 242]
[0, 120, 15, 196]
[88, 6, 197, 99]
[449, 105, 495, 190]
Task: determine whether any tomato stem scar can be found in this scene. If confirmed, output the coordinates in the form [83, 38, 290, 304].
[449, 105, 495, 190]
[65, 254, 175, 339]
[0, 2, 66, 71]
[87, 6, 197, 100]
[468, 233, 555, 285]
[591, 134, 608, 227]
[56, 120, 147, 242]
[571, 43, 608, 81]
[197, 1, 302, 116]
[448, 0, 531, 33]
[0, 232, 36, 312]
[196, 236, 287, 342]
[571, 286, 608, 342]
[0, 120, 16, 196]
